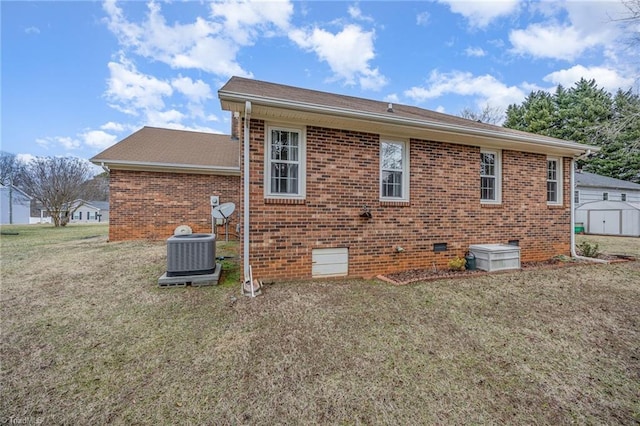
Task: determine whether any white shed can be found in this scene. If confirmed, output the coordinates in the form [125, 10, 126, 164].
[575, 201, 640, 237]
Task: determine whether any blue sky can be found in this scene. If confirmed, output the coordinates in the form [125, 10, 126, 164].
[2, 0, 638, 166]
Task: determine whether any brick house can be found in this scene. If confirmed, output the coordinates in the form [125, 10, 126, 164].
[217, 77, 597, 281]
[91, 127, 240, 241]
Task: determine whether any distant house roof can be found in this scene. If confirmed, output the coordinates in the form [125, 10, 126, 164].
[575, 171, 640, 190]
[91, 126, 239, 175]
[89, 201, 109, 211]
[0, 184, 32, 200]
[218, 76, 597, 157]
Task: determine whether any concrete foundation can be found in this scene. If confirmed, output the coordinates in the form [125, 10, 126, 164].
[158, 263, 222, 288]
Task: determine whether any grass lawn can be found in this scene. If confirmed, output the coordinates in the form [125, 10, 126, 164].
[1, 224, 639, 424]
[576, 233, 640, 258]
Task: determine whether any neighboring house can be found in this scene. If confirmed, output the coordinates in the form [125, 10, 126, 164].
[574, 171, 640, 205]
[91, 127, 240, 241]
[217, 76, 596, 281]
[0, 184, 32, 225]
[69, 200, 110, 223]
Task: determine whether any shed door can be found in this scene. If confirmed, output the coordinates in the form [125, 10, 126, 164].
[588, 210, 621, 235]
[312, 248, 348, 278]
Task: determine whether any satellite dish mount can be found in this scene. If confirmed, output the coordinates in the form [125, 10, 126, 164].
[212, 202, 236, 242]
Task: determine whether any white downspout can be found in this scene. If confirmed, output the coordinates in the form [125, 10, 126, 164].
[243, 101, 252, 281]
[570, 152, 608, 263]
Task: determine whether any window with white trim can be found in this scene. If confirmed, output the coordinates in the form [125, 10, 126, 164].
[380, 140, 409, 200]
[480, 149, 501, 203]
[574, 190, 580, 204]
[265, 126, 305, 198]
[546, 157, 562, 205]
[621, 193, 627, 201]
[603, 192, 608, 201]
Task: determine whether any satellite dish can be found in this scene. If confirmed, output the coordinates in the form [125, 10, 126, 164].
[211, 202, 235, 241]
[212, 202, 235, 219]
[174, 225, 193, 235]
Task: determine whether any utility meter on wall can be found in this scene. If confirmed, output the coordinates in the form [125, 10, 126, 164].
[210, 196, 220, 207]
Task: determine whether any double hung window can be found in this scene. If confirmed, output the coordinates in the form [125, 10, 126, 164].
[266, 126, 305, 199]
[380, 140, 409, 201]
[546, 157, 563, 205]
[480, 149, 501, 203]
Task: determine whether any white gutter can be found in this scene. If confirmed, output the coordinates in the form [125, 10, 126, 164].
[243, 101, 252, 282]
[90, 159, 240, 176]
[218, 90, 599, 155]
[570, 153, 608, 263]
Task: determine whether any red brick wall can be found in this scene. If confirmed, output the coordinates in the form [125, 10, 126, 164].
[108, 170, 240, 241]
[241, 119, 572, 280]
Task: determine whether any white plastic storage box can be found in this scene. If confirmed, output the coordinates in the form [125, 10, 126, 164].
[468, 244, 521, 272]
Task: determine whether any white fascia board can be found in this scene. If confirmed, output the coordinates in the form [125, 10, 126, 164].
[219, 90, 599, 156]
[92, 159, 240, 176]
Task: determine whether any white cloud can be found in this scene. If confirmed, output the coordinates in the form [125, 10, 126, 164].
[404, 70, 526, 113]
[52, 137, 81, 150]
[509, 2, 627, 62]
[25, 26, 40, 35]
[416, 11, 430, 27]
[210, 0, 293, 44]
[100, 122, 125, 132]
[436, 0, 519, 28]
[16, 154, 36, 164]
[171, 76, 212, 104]
[81, 130, 118, 149]
[465, 47, 486, 57]
[103, 0, 293, 78]
[35, 136, 82, 150]
[145, 109, 186, 128]
[384, 93, 400, 104]
[289, 24, 387, 90]
[105, 57, 173, 115]
[509, 24, 600, 61]
[348, 4, 373, 22]
[543, 65, 636, 93]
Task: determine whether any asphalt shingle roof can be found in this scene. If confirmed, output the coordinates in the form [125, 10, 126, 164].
[218, 76, 588, 148]
[575, 171, 640, 190]
[91, 126, 239, 170]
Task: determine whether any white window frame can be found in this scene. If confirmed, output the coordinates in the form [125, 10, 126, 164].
[546, 156, 563, 205]
[480, 149, 501, 204]
[380, 139, 410, 201]
[264, 124, 306, 200]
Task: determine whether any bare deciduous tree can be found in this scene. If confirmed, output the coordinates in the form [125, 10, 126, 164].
[0, 151, 25, 224]
[620, 0, 640, 46]
[19, 156, 94, 227]
[459, 104, 504, 125]
[0, 152, 22, 185]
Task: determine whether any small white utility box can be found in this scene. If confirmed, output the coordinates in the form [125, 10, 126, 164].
[469, 244, 521, 272]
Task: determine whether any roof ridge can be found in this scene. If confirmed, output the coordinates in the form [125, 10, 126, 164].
[141, 125, 231, 138]
[225, 76, 505, 129]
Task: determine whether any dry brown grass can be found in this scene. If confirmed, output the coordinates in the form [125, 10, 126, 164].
[577, 233, 640, 258]
[1, 224, 639, 424]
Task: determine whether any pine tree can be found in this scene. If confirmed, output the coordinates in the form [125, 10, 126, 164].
[504, 79, 638, 183]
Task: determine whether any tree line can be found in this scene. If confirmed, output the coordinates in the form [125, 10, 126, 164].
[503, 78, 639, 183]
[0, 153, 108, 226]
